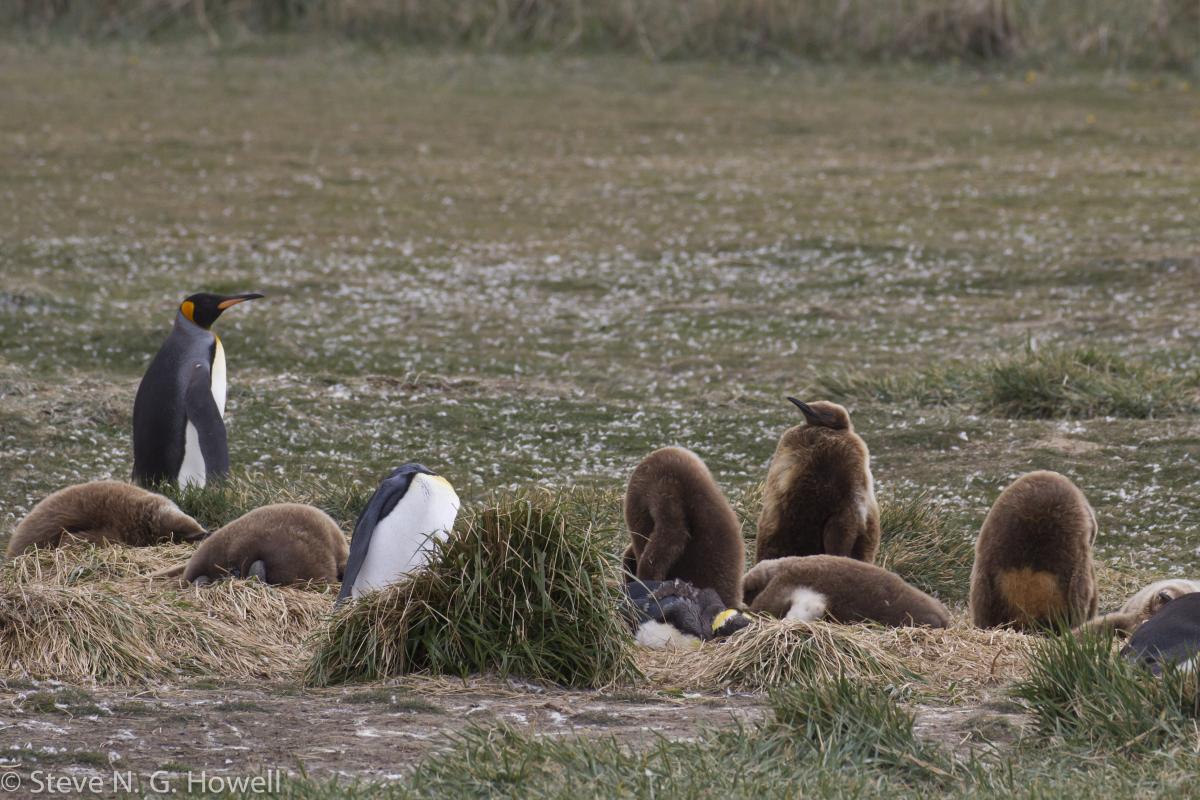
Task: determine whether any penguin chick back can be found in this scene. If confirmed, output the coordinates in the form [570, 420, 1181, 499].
[7, 481, 206, 556]
[755, 400, 879, 565]
[970, 470, 1097, 631]
[183, 503, 347, 586]
[623, 447, 744, 608]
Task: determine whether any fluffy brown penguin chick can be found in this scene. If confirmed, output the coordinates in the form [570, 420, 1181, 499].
[623, 446, 745, 608]
[183, 503, 348, 587]
[1074, 578, 1200, 637]
[755, 398, 879, 564]
[744, 555, 950, 627]
[7, 480, 206, 556]
[970, 470, 1098, 632]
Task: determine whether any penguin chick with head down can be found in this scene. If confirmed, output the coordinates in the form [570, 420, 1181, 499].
[7, 480, 206, 556]
[132, 291, 263, 489]
[1074, 578, 1200, 637]
[183, 503, 348, 587]
[623, 578, 751, 650]
[623, 447, 744, 609]
[755, 398, 879, 565]
[337, 464, 460, 602]
[743, 555, 950, 628]
[969, 470, 1098, 632]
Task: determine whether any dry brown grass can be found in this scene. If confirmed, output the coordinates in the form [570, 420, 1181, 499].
[638, 615, 1035, 698]
[0, 543, 334, 685]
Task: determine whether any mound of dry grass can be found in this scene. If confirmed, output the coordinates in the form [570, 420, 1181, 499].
[0, 543, 334, 685]
[638, 616, 1034, 697]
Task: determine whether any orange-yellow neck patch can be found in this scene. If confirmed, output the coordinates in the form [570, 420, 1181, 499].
[180, 300, 196, 322]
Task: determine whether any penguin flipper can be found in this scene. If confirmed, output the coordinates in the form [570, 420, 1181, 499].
[184, 361, 230, 481]
[336, 482, 399, 602]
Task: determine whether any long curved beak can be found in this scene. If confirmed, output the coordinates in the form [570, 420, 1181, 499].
[217, 292, 264, 310]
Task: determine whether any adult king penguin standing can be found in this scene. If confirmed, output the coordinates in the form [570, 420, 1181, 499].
[132, 291, 263, 488]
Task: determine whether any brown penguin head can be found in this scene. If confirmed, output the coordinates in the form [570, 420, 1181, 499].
[787, 398, 852, 431]
[152, 499, 209, 544]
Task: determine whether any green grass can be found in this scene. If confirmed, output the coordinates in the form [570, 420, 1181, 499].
[16, 686, 105, 716]
[340, 688, 443, 713]
[819, 346, 1198, 420]
[1013, 631, 1200, 750]
[877, 490, 974, 603]
[306, 492, 638, 688]
[6, 1, 1199, 71]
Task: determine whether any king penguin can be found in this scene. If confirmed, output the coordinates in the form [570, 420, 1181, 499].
[337, 463, 461, 602]
[132, 292, 263, 488]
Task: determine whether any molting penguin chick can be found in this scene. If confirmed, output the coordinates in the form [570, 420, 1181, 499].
[132, 291, 263, 489]
[1074, 578, 1200, 637]
[969, 470, 1098, 632]
[623, 578, 751, 650]
[1122, 591, 1200, 674]
[743, 555, 950, 628]
[7, 480, 206, 556]
[337, 464, 461, 602]
[755, 398, 879, 565]
[183, 503, 348, 587]
[623, 447, 745, 609]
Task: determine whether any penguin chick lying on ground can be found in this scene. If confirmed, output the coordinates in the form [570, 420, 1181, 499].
[1122, 592, 1200, 674]
[8, 480, 207, 556]
[623, 578, 751, 650]
[180, 503, 348, 587]
[1074, 578, 1200, 637]
[743, 555, 950, 628]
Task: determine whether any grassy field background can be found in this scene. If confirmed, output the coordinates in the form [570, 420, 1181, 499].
[2, 46, 1197, 569]
[1, 39, 1199, 796]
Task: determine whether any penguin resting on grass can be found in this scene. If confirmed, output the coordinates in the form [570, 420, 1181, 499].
[623, 578, 751, 650]
[1122, 591, 1200, 674]
[132, 291, 263, 489]
[337, 464, 461, 602]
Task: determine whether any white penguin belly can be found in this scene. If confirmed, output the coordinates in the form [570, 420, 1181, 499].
[178, 421, 207, 488]
[353, 475, 460, 598]
[211, 337, 227, 416]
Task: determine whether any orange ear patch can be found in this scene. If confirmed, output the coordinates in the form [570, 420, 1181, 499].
[181, 300, 195, 321]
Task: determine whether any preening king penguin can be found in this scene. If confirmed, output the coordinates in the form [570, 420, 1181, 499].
[132, 292, 263, 488]
[337, 463, 461, 602]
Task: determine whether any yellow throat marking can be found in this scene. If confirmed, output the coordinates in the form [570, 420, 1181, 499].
[181, 300, 196, 322]
[712, 609, 739, 632]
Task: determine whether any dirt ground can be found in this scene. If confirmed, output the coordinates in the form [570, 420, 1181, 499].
[0, 681, 769, 786]
[0, 678, 1032, 794]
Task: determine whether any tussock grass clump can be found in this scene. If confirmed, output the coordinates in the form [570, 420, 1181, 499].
[817, 364, 974, 407]
[306, 491, 637, 688]
[818, 346, 1195, 419]
[770, 674, 949, 777]
[638, 618, 904, 690]
[982, 346, 1194, 420]
[877, 491, 973, 604]
[1014, 631, 1200, 750]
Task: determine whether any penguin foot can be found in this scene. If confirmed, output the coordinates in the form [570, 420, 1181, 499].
[193, 575, 211, 588]
[248, 560, 268, 583]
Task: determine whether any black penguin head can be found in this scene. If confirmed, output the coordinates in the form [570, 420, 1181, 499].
[788, 397, 852, 431]
[180, 292, 264, 330]
[377, 463, 437, 518]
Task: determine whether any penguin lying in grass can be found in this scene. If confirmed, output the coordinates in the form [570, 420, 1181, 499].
[1122, 591, 1200, 674]
[133, 291, 263, 489]
[623, 578, 750, 650]
[337, 464, 461, 602]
